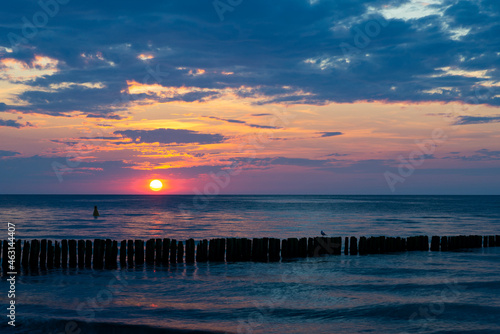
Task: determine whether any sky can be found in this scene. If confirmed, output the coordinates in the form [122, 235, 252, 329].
[0, 0, 499, 194]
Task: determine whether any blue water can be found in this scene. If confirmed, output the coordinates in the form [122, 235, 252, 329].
[1, 195, 500, 333]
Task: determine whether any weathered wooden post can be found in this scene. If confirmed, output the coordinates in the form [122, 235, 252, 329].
[40, 239, 47, 269]
[298, 238, 307, 258]
[235, 238, 242, 261]
[379, 236, 387, 253]
[312, 237, 320, 255]
[489, 236, 495, 248]
[344, 237, 349, 255]
[333, 237, 342, 255]
[196, 239, 207, 262]
[385, 237, 393, 252]
[431, 236, 440, 251]
[226, 238, 234, 262]
[219, 238, 226, 262]
[286, 238, 295, 258]
[120, 240, 127, 266]
[127, 240, 134, 266]
[242, 238, 251, 261]
[78, 240, 85, 268]
[464, 235, 471, 249]
[47, 240, 54, 269]
[170, 239, 177, 263]
[441, 236, 448, 251]
[359, 236, 367, 255]
[135, 240, 144, 265]
[423, 236, 429, 251]
[268, 238, 280, 261]
[162, 238, 170, 264]
[14, 240, 21, 272]
[22, 241, 30, 269]
[93, 239, 101, 269]
[208, 239, 216, 262]
[186, 239, 195, 263]
[373, 237, 380, 254]
[307, 237, 314, 257]
[155, 239, 163, 264]
[54, 241, 61, 268]
[105, 239, 112, 269]
[62, 239, 69, 268]
[476, 235, 483, 248]
[68, 240, 77, 268]
[85, 240, 92, 268]
[145, 239, 155, 264]
[406, 237, 414, 251]
[262, 238, 269, 262]
[177, 240, 184, 263]
[111, 241, 118, 268]
[281, 239, 288, 259]
[252, 238, 261, 261]
[350, 236, 358, 255]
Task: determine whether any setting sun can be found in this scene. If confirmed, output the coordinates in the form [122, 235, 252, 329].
[149, 179, 163, 191]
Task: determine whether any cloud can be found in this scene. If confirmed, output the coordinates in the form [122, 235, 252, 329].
[1, 0, 500, 118]
[0, 150, 20, 158]
[453, 115, 500, 125]
[443, 148, 500, 161]
[0, 118, 33, 128]
[325, 153, 349, 157]
[204, 116, 282, 129]
[228, 156, 334, 169]
[317, 131, 343, 137]
[114, 128, 226, 145]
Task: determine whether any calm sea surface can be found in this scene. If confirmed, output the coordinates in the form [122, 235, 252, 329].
[1, 195, 499, 333]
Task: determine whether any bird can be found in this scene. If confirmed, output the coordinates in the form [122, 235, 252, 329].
[321, 230, 327, 236]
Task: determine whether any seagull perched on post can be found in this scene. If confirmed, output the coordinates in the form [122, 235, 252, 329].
[321, 230, 327, 236]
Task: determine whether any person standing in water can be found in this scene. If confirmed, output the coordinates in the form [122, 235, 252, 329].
[93, 206, 100, 217]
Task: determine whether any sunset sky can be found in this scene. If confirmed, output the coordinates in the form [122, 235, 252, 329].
[1, 0, 499, 194]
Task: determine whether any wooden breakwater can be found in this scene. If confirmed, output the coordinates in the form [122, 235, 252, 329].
[1, 235, 499, 273]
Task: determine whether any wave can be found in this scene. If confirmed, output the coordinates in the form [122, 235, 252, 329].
[4, 318, 229, 334]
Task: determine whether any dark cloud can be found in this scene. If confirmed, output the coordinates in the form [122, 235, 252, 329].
[443, 148, 500, 161]
[454, 115, 500, 125]
[228, 156, 334, 168]
[50, 140, 78, 146]
[1, 0, 499, 117]
[251, 113, 273, 117]
[0, 150, 20, 158]
[204, 116, 281, 129]
[318, 131, 343, 137]
[0, 118, 33, 128]
[78, 136, 121, 140]
[325, 153, 349, 157]
[114, 128, 226, 145]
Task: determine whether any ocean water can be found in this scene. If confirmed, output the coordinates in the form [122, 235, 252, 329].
[1, 195, 500, 333]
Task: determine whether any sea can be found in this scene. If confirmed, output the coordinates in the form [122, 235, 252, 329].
[0, 195, 499, 333]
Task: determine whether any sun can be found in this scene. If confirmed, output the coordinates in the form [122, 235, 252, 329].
[149, 179, 163, 191]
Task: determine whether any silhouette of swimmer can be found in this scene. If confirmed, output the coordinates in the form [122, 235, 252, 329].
[93, 206, 100, 218]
